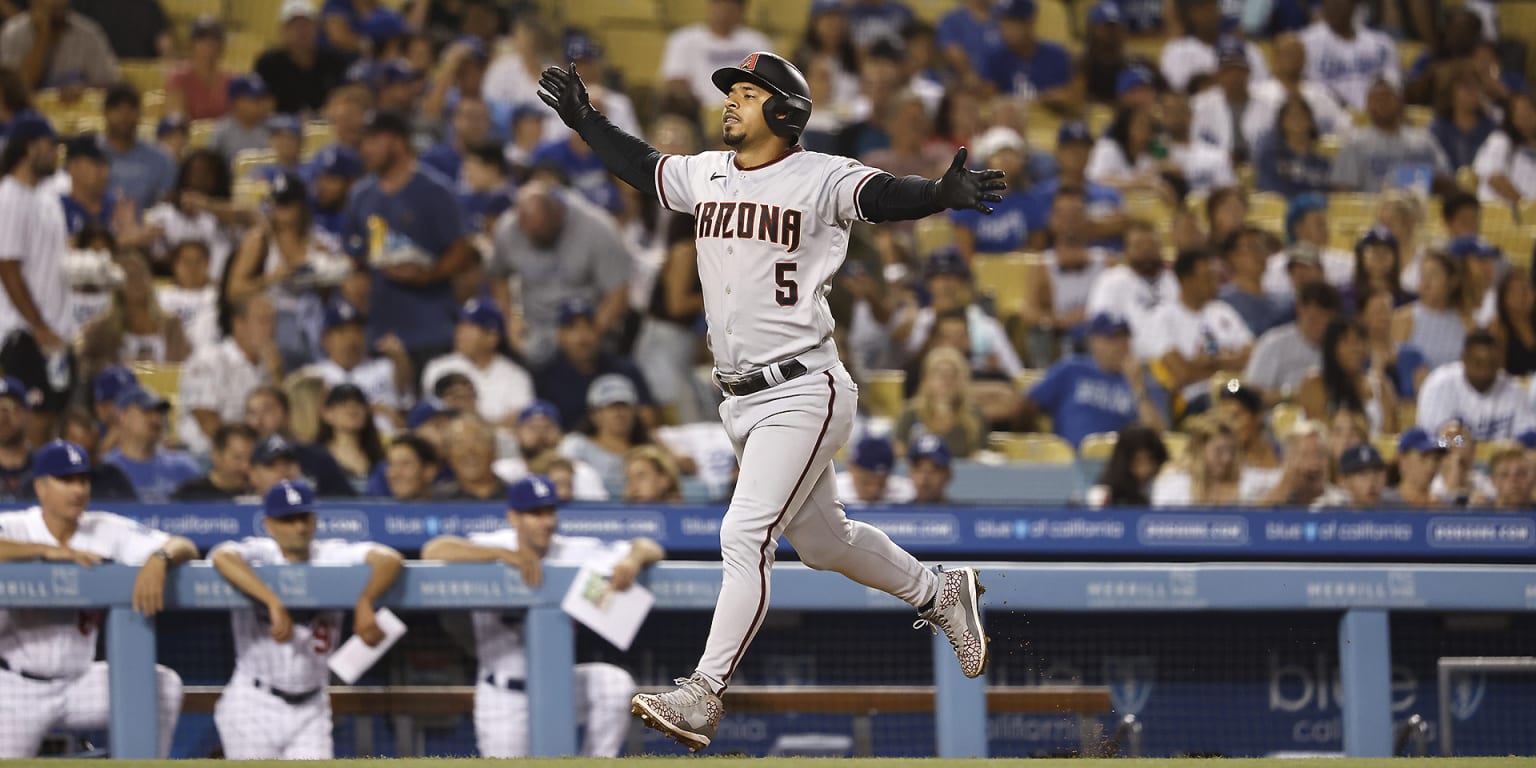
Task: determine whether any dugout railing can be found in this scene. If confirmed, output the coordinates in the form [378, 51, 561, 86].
[2, 561, 1534, 758]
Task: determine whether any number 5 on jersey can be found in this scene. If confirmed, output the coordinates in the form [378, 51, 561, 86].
[775, 262, 798, 306]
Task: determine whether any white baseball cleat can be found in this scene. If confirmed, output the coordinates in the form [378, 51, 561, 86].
[914, 565, 990, 678]
[631, 671, 723, 753]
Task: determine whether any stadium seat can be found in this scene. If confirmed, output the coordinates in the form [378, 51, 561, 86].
[1328, 193, 1377, 222]
[1161, 431, 1188, 461]
[1403, 106, 1433, 128]
[861, 369, 906, 421]
[1078, 432, 1118, 460]
[233, 149, 277, 181]
[132, 362, 183, 432]
[1083, 103, 1113, 136]
[1455, 166, 1478, 192]
[1013, 368, 1044, 393]
[1271, 403, 1303, 440]
[1036, 0, 1075, 50]
[302, 122, 336, 158]
[1025, 103, 1061, 150]
[1399, 403, 1416, 430]
[1248, 191, 1286, 229]
[227, 0, 283, 49]
[234, 179, 270, 207]
[972, 252, 1037, 323]
[913, 216, 954, 257]
[750, 0, 814, 34]
[161, 0, 221, 25]
[221, 30, 265, 73]
[593, 27, 668, 89]
[988, 432, 1075, 464]
[119, 60, 167, 95]
[567, 0, 663, 26]
[1372, 433, 1399, 463]
[189, 119, 217, 148]
[665, 0, 713, 27]
[1125, 192, 1173, 235]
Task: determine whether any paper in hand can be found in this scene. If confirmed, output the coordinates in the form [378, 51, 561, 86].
[560, 563, 654, 651]
[327, 607, 408, 684]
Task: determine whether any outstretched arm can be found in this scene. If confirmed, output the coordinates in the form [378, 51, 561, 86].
[539, 63, 663, 198]
[859, 148, 1006, 224]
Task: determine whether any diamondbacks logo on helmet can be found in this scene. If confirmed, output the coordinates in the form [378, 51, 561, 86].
[741, 53, 759, 71]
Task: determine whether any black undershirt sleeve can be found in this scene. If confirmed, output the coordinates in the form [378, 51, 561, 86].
[572, 108, 663, 198]
[857, 173, 945, 223]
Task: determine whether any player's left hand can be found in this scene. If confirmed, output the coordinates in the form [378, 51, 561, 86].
[132, 558, 168, 616]
[354, 601, 385, 647]
[537, 62, 594, 129]
[609, 558, 641, 591]
[935, 147, 1007, 214]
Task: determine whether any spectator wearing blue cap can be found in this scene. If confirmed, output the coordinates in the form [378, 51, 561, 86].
[0, 438, 195, 757]
[57, 135, 117, 240]
[421, 96, 495, 185]
[1471, 93, 1536, 206]
[319, 0, 406, 55]
[308, 300, 412, 425]
[422, 473, 662, 757]
[837, 433, 915, 506]
[1323, 442, 1389, 507]
[1331, 79, 1450, 194]
[1384, 426, 1446, 506]
[166, 17, 233, 121]
[155, 114, 190, 162]
[1482, 445, 1535, 509]
[0, 0, 120, 89]
[981, 0, 1076, 110]
[1159, 0, 1268, 94]
[173, 423, 258, 501]
[90, 365, 136, 437]
[209, 478, 402, 759]
[949, 126, 1041, 258]
[210, 75, 275, 161]
[1417, 331, 1536, 443]
[656, 0, 773, 110]
[1027, 121, 1126, 239]
[1020, 312, 1167, 447]
[1439, 235, 1505, 328]
[98, 83, 176, 212]
[256, 0, 352, 115]
[101, 386, 200, 503]
[490, 400, 610, 500]
[937, 0, 1002, 80]
[535, 298, 655, 433]
[1081, 3, 1158, 107]
[0, 377, 34, 499]
[906, 434, 952, 504]
[421, 298, 533, 427]
[1253, 96, 1333, 198]
[1260, 194, 1355, 303]
[342, 107, 475, 375]
[308, 144, 364, 242]
[251, 115, 306, 184]
[489, 182, 632, 366]
[459, 141, 517, 235]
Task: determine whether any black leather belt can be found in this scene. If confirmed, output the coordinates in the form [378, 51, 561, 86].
[0, 657, 60, 682]
[482, 673, 525, 691]
[716, 358, 808, 397]
[252, 677, 323, 706]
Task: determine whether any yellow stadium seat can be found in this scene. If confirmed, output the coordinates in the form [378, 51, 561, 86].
[221, 30, 265, 73]
[140, 90, 167, 122]
[189, 119, 217, 148]
[1372, 434, 1398, 463]
[234, 179, 270, 207]
[1455, 166, 1477, 192]
[1396, 40, 1424, 75]
[1161, 432, 1189, 461]
[1079, 432, 1118, 460]
[914, 216, 954, 257]
[1474, 439, 1510, 466]
[161, 0, 221, 25]
[567, 0, 663, 25]
[1249, 191, 1286, 227]
[1126, 192, 1173, 234]
[234, 149, 277, 181]
[751, 0, 814, 34]
[908, 0, 957, 23]
[1399, 403, 1416, 430]
[862, 369, 906, 421]
[119, 60, 167, 95]
[1328, 193, 1377, 222]
[1271, 403, 1303, 440]
[1124, 36, 1163, 61]
[593, 27, 668, 89]
[1037, 0, 1075, 49]
[1025, 103, 1062, 150]
[666, 0, 714, 27]
[1318, 134, 1341, 158]
[132, 361, 183, 430]
[1013, 368, 1044, 392]
[1084, 103, 1113, 136]
[988, 432, 1076, 464]
[972, 252, 1037, 323]
[1403, 106, 1433, 128]
[302, 122, 336, 158]
[228, 0, 283, 49]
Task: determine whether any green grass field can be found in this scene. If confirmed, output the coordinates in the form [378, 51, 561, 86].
[13, 760, 1529, 768]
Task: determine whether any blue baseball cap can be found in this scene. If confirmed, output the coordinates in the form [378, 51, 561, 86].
[455, 35, 489, 62]
[1446, 235, 1501, 260]
[316, 145, 363, 179]
[5, 112, 56, 145]
[115, 386, 170, 412]
[852, 435, 896, 473]
[267, 114, 302, 136]
[363, 10, 408, 42]
[1285, 193, 1328, 243]
[1338, 443, 1386, 475]
[156, 114, 187, 138]
[32, 440, 92, 478]
[407, 400, 456, 430]
[998, 0, 1038, 19]
[564, 30, 603, 62]
[1116, 65, 1154, 97]
[908, 434, 952, 470]
[519, 399, 561, 425]
[228, 74, 269, 101]
[264, 479, 317, 517]
[557, 297, 595, 327]
[1517, 430, 1536, 450]
[1057, 120, 1094, 147]
[459, 298, 505, 334]
[1087, 312, 1131, 337]
[1356, 225, 1398, 253]
[377, 59, 420, 86]
[810, 0, 845, 14]
[507, 474, 560, 512]
[323, 300, 366, 332]
[1398, 427, 1448, 455]
[1087, 2, 1124, 26]
[0, 376, 29, 407]
[926, 247, 971, 279]
[93, 366, 138, 405]
[510, 104, 544, 125]
[253, 435, 298, 465]
[1215, 37, 1250, 69]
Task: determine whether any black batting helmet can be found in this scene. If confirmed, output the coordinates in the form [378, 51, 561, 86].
[711, 52, 813, 141]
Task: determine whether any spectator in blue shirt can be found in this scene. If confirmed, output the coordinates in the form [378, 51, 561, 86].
[320, 0, 405, 56]
[1019, 313, 1167, 447]
[982, 0, 1077, 111]
[252, 114, 305, 184]
[459, 141, 516, 235]
[309, 144, 363, 243]
[952, 126, 1042, 258]
[1029, 121, 1127, 247]
[1254, 97, 1332, 197]
[59, 136, 116, 239]
[421, 96, 495, 186]
[1081, 2, 1155, 107]
[100, 83, 175, 211]
[530, 133, 622, 213]
[936, 0, 1000, 80]
[534, 299, 655, 432]
[342, 110, 474, 376]
[1428, 68, 1496, 171]
[844, 0, 915, 50]
[102, 387, 201, 502]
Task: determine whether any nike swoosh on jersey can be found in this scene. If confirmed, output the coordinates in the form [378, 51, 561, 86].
[710, 173, 726, 181]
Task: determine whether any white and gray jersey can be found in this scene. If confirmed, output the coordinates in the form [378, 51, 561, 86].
[467, 530, 630, 681]
[0, 507, 170, 679]
[655, 146, 885, 375]
[210, 537, 384, 693]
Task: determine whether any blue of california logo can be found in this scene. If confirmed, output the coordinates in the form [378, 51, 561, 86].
[1451, 674, 1486, 721]
[1103, 656, 1156, 715]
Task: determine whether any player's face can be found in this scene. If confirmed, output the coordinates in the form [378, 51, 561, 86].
[36, 475, 90, 521]
[722, 82, 774, 149]
[264, 513, 317, 556]
[512, 507, 558, 555]
[909, 460, 950, 504]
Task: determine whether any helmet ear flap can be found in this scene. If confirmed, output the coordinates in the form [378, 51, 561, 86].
[761, 92, 791, 138]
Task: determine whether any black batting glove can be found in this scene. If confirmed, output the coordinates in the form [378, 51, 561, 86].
[935, 147, 1007, 214]
[537, 62, 594, 129]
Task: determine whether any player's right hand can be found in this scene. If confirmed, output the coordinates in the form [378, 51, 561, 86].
[43, 546, 100, 567]
[503, 548, 543, 589]
[537, 62, 594, 129]
[267, 601, 293, 642]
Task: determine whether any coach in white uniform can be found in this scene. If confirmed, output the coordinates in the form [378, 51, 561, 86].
[422, 474, 664, 757]
[209, 478, 403, 759]
[0, 439, 196, 758]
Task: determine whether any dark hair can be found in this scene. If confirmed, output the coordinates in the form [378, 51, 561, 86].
[316, 391, 386, 469]
[1320, 319, 1365, 414]
[1106, 104, 1151, 165]
[171, 239, 211, 266]
[173, 148, 233, 204]
[247, 384, 290, 415]
[464, 139, 509, 176]
[212, 423, 258, 452]
[1420, 249, 1463, 302]
[1500, 91, 1536, 145]
[1204, 187, 1246, 229]
[0, 67, 30, 114]
[1220, 225, 1268, 259]
[0, 131, 39, 176]
[1464, 329, 1499, 353]
[1495, 268, 1536, 337]
[388, 433, 439, 466]
[103, 82, 141, 110]
[1442, 190, 1480, 224]
[1173, 248, 1211, 280]
[1297, 281, 1342, 312]
[433, 372, 475, 399]
[1097, 426, 1167, 506]
[796, 9, 858, 76]
[1353, 232, 1401, 300]
[73, 223, 117, 251]
[1275, 96, 1319, 142]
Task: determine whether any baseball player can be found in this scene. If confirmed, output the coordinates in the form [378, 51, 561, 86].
[538, 52, 999, 751]
[0, 439, 196, 758]
[209, 479, 404, 759]
[421, 474, 664, 757]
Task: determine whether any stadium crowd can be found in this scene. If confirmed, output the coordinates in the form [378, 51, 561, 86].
[0, 0, 1533, 511]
